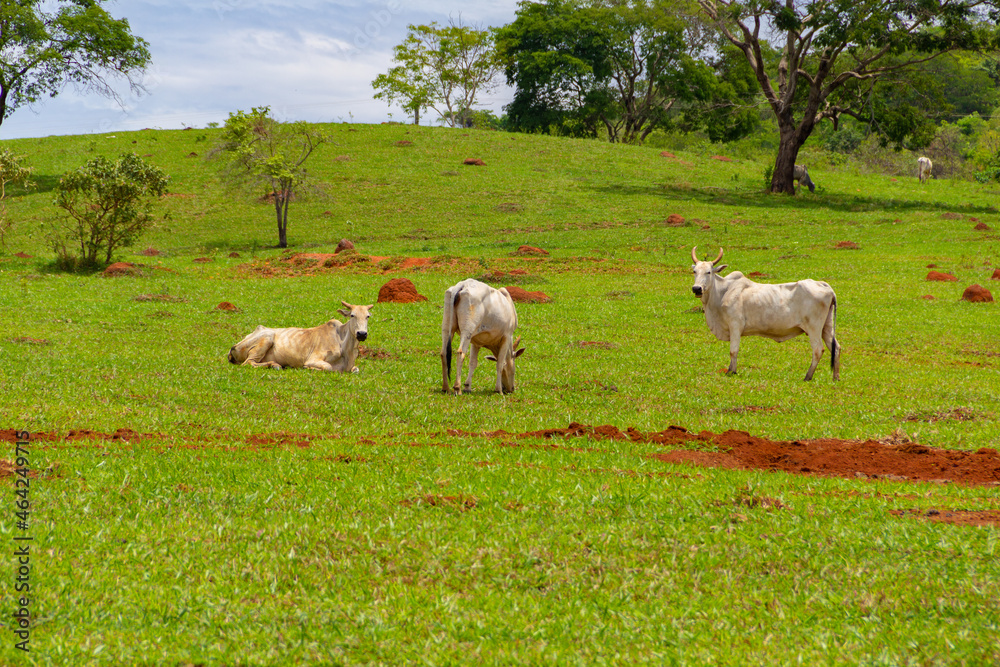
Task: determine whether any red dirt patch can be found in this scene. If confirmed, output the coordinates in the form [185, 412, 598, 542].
[512, 245, 549, 257]
[890, 508, 1000, 528]
[927, 270, 957, 282]
[666, 214, 685, 226]
[215, 301, 240, 311]
[193, 257, 213, 263]
[711, 155, 733, 162]
[835, 241, 859, 249]
[9, 336, 50, 345]
[961, 284, 993, 303]
[974, 222, 992, 231]
[139, 247, 161, 256]
[103, 262, 140, 277]
[377, 278, 427, 303]
[463, 158, 486, 166]
[991, 268, 1000, 280]
[504, 285, 552, 303]
[228, 251, 240, 258]
[14, 251, 32, 258]
[660, 151, 676, 158]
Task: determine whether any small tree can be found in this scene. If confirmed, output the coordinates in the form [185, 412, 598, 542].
[372, 21, 503, 127]
[212, 107, 326, 248]
[53, 153, 167, 267]
[0, 149, 34, 247]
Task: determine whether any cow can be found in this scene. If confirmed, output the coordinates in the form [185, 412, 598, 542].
[691, 247, 840, 381]
[917, 156, 932, 183]
[794, 164, 815, 193]
[441, 279, 525, 394]
[228, 301, 374, 372]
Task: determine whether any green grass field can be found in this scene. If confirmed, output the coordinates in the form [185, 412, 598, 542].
[1, 124, 998, 665]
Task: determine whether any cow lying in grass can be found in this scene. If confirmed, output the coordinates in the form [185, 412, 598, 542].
[691, 247, 840, 381]
[228, 301, 374, 372]
[441, 278, 525, 394]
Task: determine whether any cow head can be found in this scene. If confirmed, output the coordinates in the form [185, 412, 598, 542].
[487, 337, 526, 394]
[338, 301, 374, 341]
[691, 247, 726, 299]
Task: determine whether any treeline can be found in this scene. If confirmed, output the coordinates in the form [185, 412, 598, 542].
[371, 0, 1000, 190]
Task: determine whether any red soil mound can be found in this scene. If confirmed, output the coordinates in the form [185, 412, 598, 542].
[961, 284, 993, 302]
[14, 251, 32, 258]
[991, 268, 1000, 280]
[378, 278, 427, 303]
[666, 214, 685, 226]
[974, 222, 992, 231]
[504, 285, 552, 303]
[464, 158, 486, 166]
[215, 301, 239, 311]
[835, 241, 859, 249]
[103, 262, 139, 277]
[335, 239, 355, 253]
[927, 271, 957, 282]
[139, 247, 161, 256]
[660, 151, 676, 158]
[512, 245, 549, 257]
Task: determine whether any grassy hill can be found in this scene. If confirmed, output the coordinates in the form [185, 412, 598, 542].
[1, 125, 999, 665]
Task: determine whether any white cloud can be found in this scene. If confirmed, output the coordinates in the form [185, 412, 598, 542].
[0, 1, 520, 139]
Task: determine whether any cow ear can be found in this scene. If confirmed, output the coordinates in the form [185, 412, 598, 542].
[514, 346, 526, 358]
[485, 355, 497, 362]
[338, 308, 351, 318]
[714, 264, 727, 273]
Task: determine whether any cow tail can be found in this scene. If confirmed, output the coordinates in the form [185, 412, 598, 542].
[829, 295, 838, 372]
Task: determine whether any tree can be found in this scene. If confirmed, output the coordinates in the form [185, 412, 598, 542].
[372, 20, 504, 127]
[212, 107, 327, 249]
[698, 0, 1000, 193]
[53, 153, 168, 267]
[0, 1, 151, 129]
[0, 149, 34, 247]
[498, 0, 727, 144]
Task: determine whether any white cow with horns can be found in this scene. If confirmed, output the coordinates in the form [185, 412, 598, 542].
[228, 301, 374, 372]
[691, 248, 840, 381]
[441, 279, 525, 394]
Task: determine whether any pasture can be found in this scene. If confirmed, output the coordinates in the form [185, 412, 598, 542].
[1, 124, 999, 665]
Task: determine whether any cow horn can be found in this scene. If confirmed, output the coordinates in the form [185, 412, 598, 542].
[514, 336, 522, 350]
[691, 246, 699, 263]
[341, 300, 351, 308]
[712, 248, 724, 265]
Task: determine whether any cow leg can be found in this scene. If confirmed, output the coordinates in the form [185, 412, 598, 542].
[804, 334, 824, 381]
[454, 335, 472, 395]
[727, 335, 740, 375]
[465, 345, 480, 392]
[304, 359, 335, 371]
[242, 337, 281, 369]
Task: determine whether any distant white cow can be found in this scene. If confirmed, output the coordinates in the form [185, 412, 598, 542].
[228, 301, 374, 372]
[441, 279, 525, 394]
[691, 247, 840, 381]
[917, 156, 932, 183]
[794, 164, 815, 193]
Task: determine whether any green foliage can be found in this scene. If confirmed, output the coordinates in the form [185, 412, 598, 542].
[700, 0, 1000, 193]
[372, 21, 502, 127]
[499, 0, 722, 144]
[0, 0, 151, 126]
[0, 148, 34, 246]
[212, 106, 327, 248]
[51, 152, 167, 267]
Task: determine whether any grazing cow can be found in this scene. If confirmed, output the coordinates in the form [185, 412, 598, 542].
[228, 301, 374, 372]
[691, 248, 840, 381]
[917, 156, 932, 183]
[441, 279, 525, 394]
[794, 164, 815, 193]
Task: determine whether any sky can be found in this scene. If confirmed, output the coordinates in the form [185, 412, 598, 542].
[1, 0, 521, 140]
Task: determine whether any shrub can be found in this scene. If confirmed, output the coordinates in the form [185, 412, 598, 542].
[52, 153, 168, 267]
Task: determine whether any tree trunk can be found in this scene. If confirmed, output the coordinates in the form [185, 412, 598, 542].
[273, 190, 287, 248]
[771, 131, 802, 194]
